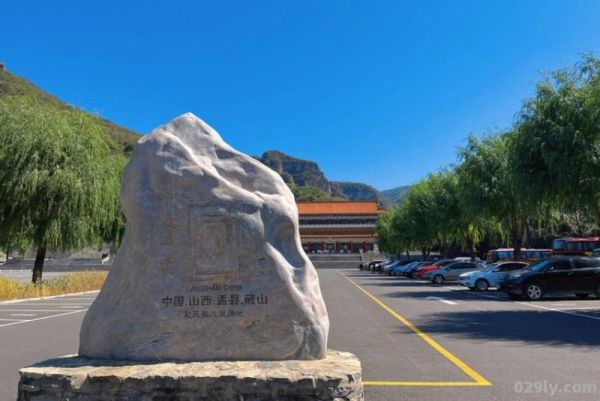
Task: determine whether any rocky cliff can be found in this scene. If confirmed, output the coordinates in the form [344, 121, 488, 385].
[255, 151, 395, 206]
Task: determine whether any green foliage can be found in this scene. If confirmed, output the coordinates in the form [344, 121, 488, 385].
[379, 54, 600, 259]
[378, 170, 476, 258]
[457, 133, 529, 257]
[376, 210, 400, 253]
[0, 99, 126, 280]
[0, 69, 139, 155]
[289, 185, 335, 201]
[512, 54, 600, 221]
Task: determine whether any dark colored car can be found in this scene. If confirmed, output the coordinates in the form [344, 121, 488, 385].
[358, 260, 385, 271]
[499, 257, 600, 300]
[367, 260, 386, 272]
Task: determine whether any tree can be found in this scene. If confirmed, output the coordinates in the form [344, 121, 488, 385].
[378, 170, 475, 259]
[457, 134, 533, 260]
[376, 210, 405, 255]
[0, 99, 126, 283]
[289, 185, 333, 201]
[512, 54, 600, 223]
[435, 169, 491, 262]
[421, 171, 460, 258]
[399, 178, 444, 258]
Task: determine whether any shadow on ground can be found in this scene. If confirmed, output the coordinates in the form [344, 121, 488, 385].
[408, 309, 600, 347]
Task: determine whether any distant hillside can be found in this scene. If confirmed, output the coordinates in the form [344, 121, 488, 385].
[381, 185, 411, 204]
[0, 69, 407, 203]
[256, 151, 333, 193]
[256, 150, 394, 206]
[332, 181, 391, 207]
[0, 69, 140, 155]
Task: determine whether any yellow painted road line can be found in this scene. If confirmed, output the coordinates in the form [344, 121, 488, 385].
[364, 381, 484, 387]
[341, 272, 491, 386]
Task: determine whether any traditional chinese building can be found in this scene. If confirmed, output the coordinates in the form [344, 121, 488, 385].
[297, 200, 386, 253]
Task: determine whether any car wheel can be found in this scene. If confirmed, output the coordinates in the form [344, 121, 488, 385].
[433, 275, 444, 284]
[475, 279, 489, 291]
[575, 293, 589, 299]
[524, 283, 543, 300]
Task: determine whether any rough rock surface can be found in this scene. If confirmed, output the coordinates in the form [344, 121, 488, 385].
[79, 113, 329, 361]
[18, 351, 363, 401]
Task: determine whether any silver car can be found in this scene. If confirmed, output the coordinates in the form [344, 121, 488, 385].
[458, 261, 528, 291]
[425, 261, 481, 284]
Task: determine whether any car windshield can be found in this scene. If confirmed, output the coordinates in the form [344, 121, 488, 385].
[527, 259, 552, 272]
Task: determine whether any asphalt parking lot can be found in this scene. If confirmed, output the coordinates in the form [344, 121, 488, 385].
[2, 269, 600, 400]
[0, 291, 97, 399]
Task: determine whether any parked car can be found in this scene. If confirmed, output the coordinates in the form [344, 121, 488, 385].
[391, 262, 413, 276]
[454, 256, 484, 264]
[499, 257, 600, 300]
[416, 259, 455, 279]
[393, 261, 429, 276]
[374, 260, 391, 273]
[458, 261, 528, 291]
[382, 260, 401, 274]
[367, 260, 387, 272]
[425, 261, 481, 284]
[384, 259, 414, 275]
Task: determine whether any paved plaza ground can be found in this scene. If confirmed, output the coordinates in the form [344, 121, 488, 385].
[2, 269, 600, 400]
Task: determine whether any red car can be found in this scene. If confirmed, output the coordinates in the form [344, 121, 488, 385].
[416, 259, 455, 279]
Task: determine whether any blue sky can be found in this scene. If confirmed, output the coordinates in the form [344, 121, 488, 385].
[2, 1, 600, 190]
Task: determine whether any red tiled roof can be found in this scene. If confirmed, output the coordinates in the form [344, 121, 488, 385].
[297, 200, 385, 215]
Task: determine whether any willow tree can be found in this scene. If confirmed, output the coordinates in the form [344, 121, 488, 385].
[0, 99, 126, 283]
[512, 55, 600, 223]
[457, 134, 532, 259]
[376, 210, 403, 255]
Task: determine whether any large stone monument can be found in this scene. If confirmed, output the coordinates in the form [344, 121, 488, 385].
[18, 114, 363, 401]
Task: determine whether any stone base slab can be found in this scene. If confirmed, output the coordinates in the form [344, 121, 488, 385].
[18, 350, 363, 401]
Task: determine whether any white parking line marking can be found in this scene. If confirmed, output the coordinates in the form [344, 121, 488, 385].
[553, 306, 600, 311]
[449, 288, 507, 301]
[516, 302, 600, 321]
[426, 296, 458, 305]
[0, 318, 26, 321]
[9, 313, 37, 317]
[0, 309, 87, 328]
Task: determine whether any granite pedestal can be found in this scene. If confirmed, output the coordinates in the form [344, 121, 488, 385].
[18, 350, 363, 401]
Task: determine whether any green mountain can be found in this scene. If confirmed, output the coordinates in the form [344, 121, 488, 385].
[381, 185, 411, 204]
[0, 68, 140, 155]
[331, 181, 390, 207]
[1, 68, 407, 204]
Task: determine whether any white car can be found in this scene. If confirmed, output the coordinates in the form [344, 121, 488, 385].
[458, 261, 528, 291]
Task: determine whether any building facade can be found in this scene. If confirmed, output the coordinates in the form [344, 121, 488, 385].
[297, 200, 385, 253]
